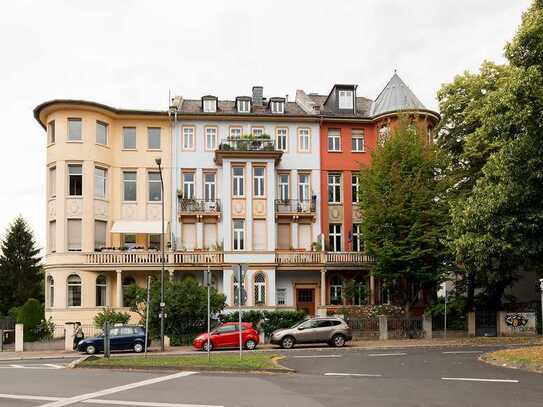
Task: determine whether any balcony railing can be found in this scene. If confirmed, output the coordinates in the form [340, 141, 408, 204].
[276, 251, 325, 264]
[326, 252, 374, 263]
[178, 198, 221, 214]
[275, 199, 316, 214]
[218, 137, 276, 152]
[173, 251, 224, 264]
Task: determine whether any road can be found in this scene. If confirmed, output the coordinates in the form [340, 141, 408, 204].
[0, 345, 541, 407]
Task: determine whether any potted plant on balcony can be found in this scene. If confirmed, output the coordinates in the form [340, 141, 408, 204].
[311, 240, 322, 252]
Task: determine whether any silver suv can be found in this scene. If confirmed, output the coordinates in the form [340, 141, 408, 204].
[270, 317, 352, 349]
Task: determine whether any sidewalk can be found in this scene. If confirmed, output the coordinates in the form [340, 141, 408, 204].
[2, 336, 541, 361]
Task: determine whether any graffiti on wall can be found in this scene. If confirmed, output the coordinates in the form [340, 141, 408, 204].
[504, 312, 536, 334]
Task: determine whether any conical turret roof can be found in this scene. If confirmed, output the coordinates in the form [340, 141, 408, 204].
[370, 72, 426, 117]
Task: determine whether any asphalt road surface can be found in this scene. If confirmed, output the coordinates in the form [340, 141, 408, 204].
[0, 346, 541, 407]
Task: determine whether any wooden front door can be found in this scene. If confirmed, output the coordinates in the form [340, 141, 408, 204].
[296, 288, 315, 316]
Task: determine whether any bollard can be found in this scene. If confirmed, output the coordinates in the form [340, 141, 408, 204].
[64, 323, 75, 351]
[15, 324, 24, 352]
[0, 329, 3, 352]
[467, 312, 476, 336]
[423, 315, 432, 339]
[379, 316, 388, 340]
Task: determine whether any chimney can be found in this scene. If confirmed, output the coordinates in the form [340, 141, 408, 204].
[252, 86, 263, 106]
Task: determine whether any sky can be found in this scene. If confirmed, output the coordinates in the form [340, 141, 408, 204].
[0, 0, 532, 249]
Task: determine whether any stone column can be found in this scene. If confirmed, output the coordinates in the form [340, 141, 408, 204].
[468, 312, 476, 336]
[169, 269, 175, 281]
[379, 316, 388, 340]
[196, 219, 204, 249]
[15, 324, 24, 352]
[291, 221, 299, 249]
[246, 162, 253, 251]
[369, 274, 375, 305]
[320, 269, 326, 307]
[64, 323, 74, 351]
[116, 270, 123, 308]
[423, 315, 432, 339]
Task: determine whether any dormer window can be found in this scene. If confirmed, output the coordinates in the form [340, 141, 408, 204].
[338, 90, 353, 109]
[271, 101, 284, 114]
[237, 98, 251, 113]
[202, 97, 217, 113]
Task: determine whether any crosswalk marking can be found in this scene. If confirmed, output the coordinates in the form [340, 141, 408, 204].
[0, 363, 64, 370]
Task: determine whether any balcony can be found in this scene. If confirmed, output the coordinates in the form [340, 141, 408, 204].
[275, 251, 374, 267]
[276, 251, 325, 265]
[86, 251, 223, 266]
[215, 137, 283, 164]
[326, 252, 374, 265]
[275, 199, 316, 220]
[178, 198, 221, 219]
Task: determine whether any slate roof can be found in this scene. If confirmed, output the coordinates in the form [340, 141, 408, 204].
[370, 73, 427, 117]
[177, 99, 310, 117]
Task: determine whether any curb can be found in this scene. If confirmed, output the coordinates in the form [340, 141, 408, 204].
[67, 354, 95, 369]
[479, 352, 543, 374]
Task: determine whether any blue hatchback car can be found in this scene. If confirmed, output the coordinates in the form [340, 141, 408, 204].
[76, 325, 150, 354]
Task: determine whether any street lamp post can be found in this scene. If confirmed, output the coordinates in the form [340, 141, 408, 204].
[539, 279, 543, 336]
[155, 157, 165, 353]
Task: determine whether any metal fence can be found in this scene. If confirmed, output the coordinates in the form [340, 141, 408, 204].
[0, 317, 15, 331]
[432, 314, 468, 337]
[388, 317, 424, 339]
[346, 318, 380, 339]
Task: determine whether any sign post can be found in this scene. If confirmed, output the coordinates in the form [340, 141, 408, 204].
[103, 320, 110, 359]
[444, 282, 448, 338]
[144, 275, 151, 356]
[539, 279, 543, 335]
[204, 266, 211, 362]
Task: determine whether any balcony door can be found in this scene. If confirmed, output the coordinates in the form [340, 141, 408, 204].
[296, 288, 315, 316]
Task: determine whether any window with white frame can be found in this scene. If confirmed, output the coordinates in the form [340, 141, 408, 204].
[68, 164, 83, 196]
[96, 275, 107, 307]
[232, 167, 244, 197]
[330, 275, 343, 305]
[276, 288, 286, 305]
[352, 129, 365, 152]
[230, 127, 242, 139]
[278, 174, 289, 201]
[67, 274, 82, 307]
[205, 127, 217, 150]
[67, 118, 82, 141]
[298, 173, 310, 201]
[298, 128, 310, 152]
[276, 128, 288, 151]
[252, 127, 264, 137]
[233, 219, 245, 250]
[148, 172, 162, 201]
[96, 121, 108, 145]
[352, 223, 363, 252]
[254, 273, 266, 305]
[182, 172, 195, 199]
[47, 120, 55, 144]
[329, 223, 342, 252]
[204, 173, 216, 201]
[123, 234, 137, 249]
[47, 276, 54, 307]
[328, 129, 341, 151]
[338, 90, 353, 109]
[94, 220, 107, 250]
[148, 127, 161, 150]
[94, 167, 107, 199]
[351, 174, 360, 203]
[48, 220, 56, 253]
[123, 171, 137, 201]
[328, 173, 341, 203]
[237, 99, 251, 113]
[271, 101, 284, 114]
[149, 234, 161, 250]
[253, 167, 265, 197]
[49, 166, 56, 197]
[122, 127, 137, 149]
[67, 219, 82, 251]
[203, 98, 216, 113]
[183, 127, 194, 150]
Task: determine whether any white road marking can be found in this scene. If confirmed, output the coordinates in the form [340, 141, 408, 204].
[42, 363, 64, 369]
[9, 364, 25, 368]
[0, 393, 222, 407]
[293, 355, 341, 358]
[325, 372, 382, 377]
[37, 371, 198, 407]
[368, 353, 407, 357]
[442, 351, 483, 354]
[0, 364, 64, 370]
[441, 377, 519, 383]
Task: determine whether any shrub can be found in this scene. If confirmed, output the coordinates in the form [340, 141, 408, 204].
[15, 298, 43, 341]
[93, 308, 131, 329]
[220, 310, 307, 336]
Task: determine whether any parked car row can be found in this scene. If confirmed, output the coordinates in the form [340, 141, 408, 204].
[76, 317, 352, 354]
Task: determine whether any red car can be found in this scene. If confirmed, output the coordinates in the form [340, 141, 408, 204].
[193, 322, 259, 351]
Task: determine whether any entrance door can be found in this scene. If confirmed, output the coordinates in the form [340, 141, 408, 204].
[475, 310, 497, 337]
[296, 288, 315, 316]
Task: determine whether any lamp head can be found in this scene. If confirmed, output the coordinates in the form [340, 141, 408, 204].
[155, 158, 162, 166]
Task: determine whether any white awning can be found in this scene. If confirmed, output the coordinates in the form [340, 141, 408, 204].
[111, 220, 162, 234]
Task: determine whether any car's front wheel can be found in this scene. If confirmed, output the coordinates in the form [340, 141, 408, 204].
[244, 339, 257, 350]
[85, 344, 96, 355]
[330, 334, 346, 348]
[280, 336, 295, 349]
[133, 342, 144, 353]
[203, 341, 213, 352]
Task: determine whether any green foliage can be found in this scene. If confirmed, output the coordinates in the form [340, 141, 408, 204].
[15, 298, 43, 341]
[358, 116, 452, 313]
[343, 279, 368, 305]
[93, 308, 131, 329]
[366, 304, 403, 318]
[221, 310, 307, 336]
[0, 217, 42, 315]
[34, 317, 55, 341]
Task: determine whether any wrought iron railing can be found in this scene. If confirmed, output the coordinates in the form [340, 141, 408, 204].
[275, 199, 316, 214]
[178, 199, 221, 214]
[218, 137, 276, 152]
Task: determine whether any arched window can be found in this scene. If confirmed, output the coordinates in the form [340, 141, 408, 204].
[254, 273, 266, 305]
[67, 274, 82, 307]
[96, 275, 107, 307]
[122, 276, 136, 307]
[47, 276, 54, 308]
[330, 275, 343, 305]
[378, 124, 389, 146]
[233, 274, 246, 306]
[351, 276, 368, 306]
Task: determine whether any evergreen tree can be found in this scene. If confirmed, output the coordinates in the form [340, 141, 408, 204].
[358, 117, 452, 314]
[0, 217, 43, 315]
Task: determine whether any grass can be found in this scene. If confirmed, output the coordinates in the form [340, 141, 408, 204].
[80, 353, 281, 371]
[483, 346, 543, 373]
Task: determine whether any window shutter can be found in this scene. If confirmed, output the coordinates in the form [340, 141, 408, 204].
[67, 219, 82, 250]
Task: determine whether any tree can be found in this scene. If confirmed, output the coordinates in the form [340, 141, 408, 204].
[93, 308, 131, 329]
[0, 217, 42, 315]
[439, 0, 543, 309]
[15, 298, 43, 341]
[358, 117, 452, 314]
